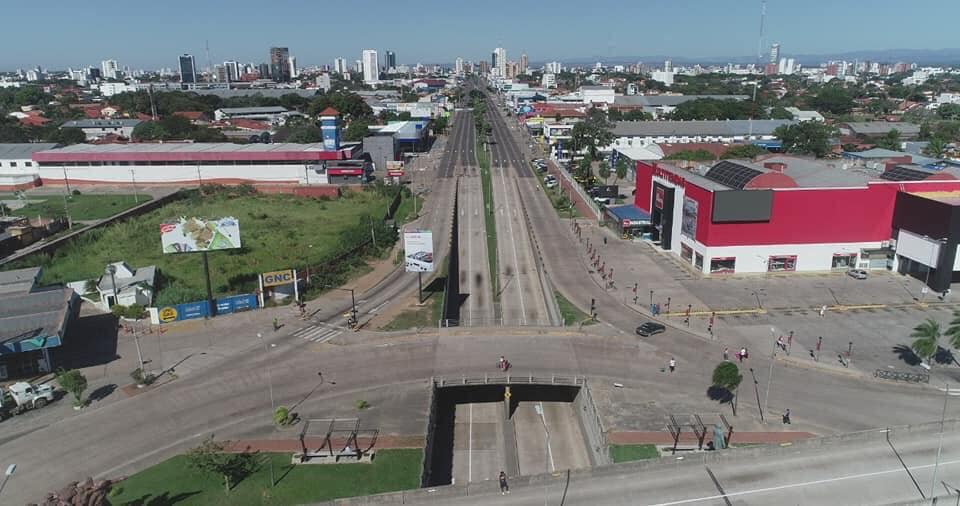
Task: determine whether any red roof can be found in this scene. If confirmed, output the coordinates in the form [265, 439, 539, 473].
[318, 107, 340, 116]
[19, 115, 50, 127]
[173, 111, 206, 121]
[83, 107, 104, 119]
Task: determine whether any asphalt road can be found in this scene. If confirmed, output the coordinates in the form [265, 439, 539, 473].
[419, 428, 960, 506]
[484, 96, 553, 326]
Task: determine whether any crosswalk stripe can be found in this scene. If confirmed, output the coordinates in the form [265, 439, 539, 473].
[296, 326, 342, 343]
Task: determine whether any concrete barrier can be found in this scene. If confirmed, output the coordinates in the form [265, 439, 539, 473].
[573, 380, 610, 466]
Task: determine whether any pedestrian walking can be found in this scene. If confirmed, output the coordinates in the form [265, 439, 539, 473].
[683, 315, 690, 326]
[669, 357, 676, 373]
[782, 409, 791, 425]
[742, 347, 749, 360]
[819, 305, 827, 318]
[273, 317, 280, 331]
[723, 347, 729, 361]
[499, 471, 510, 494]
[603, 236, 608, 245]
[736, 349, 743, 363]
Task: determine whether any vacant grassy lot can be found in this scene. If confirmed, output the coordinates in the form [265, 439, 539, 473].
[9, 188, 403, 306]
[1, 193, 150, 221]
[107, 449, 422, 506]
[609, 444, 660, 463]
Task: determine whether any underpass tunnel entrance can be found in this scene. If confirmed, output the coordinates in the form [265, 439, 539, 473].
[422, 383, 599, 487]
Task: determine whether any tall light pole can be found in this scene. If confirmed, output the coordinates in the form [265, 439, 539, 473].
[930, 384, 949, 501]
[130, 169, 139, 204]
[323, 285, 357, 325]
[763, 326, 776, 420]
[0, 463, 16, 498]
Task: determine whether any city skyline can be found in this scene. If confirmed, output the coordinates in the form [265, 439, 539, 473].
[2, 0, 960, 70]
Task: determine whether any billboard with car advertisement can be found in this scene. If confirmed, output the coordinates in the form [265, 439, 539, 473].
[403, 231, 434, 272]
[681, 196, 698, 238]
[160, 217, 241, 253]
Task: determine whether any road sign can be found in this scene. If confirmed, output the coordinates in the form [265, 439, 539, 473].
[262, 269, 295, 287]
[387, 170, 405, 177]
[158, 307, 178, 323]
[504, 386, 511, 400]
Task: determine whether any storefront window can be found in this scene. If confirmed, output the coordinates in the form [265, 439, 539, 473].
[710, 257, 736, 274]
[680, 243, 693, 262]
[695, 253, 704, 271]
[768, 255, 797, 272]
[832, 254, 857, 269]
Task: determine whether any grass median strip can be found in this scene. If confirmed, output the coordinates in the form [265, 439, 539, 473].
[107, 449, 422, 505]
[609, 444, 660, 463]
[555, 291, 595, 326]
[476, 138, 499, 302]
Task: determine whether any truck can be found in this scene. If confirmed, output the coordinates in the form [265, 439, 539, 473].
[0, 381, 55, 420]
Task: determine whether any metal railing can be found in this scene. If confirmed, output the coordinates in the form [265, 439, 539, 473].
[432, 374, 585, 387]
[874, 369, 930, 383]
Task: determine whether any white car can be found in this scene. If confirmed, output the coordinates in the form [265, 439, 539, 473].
[544, 175, 556, 183]
[594, 197, 611, 206]
[545, 180, 559, 189]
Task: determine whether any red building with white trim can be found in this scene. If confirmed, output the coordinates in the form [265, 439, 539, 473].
[634, 155, 960, 291]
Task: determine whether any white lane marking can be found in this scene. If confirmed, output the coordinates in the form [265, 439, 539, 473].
[646, 458, 960, 506]
[497, 162, 527, 325]
[294, 326, 341, 343]
[538, 401, 556, 473]
[468, 403, 473, 483]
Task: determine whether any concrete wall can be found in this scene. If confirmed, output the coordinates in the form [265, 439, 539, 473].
[36, 163, 327, 186]
[573, 381, 610, 466]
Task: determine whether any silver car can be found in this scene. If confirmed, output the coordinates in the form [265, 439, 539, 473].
[847, 269, 868, 280]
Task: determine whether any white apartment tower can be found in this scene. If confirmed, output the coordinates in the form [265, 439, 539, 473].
[769, 43, 780, 64]
[494, 47, 507, 76]
[334, 57, 348, 74]
[288, 56, 298, 79]
[362, 49, 379, 84]
[454, 57, 465, 76]
[101, 59, 119, 80]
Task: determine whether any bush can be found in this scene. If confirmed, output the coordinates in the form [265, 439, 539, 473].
[130, 368, 156, 385]
[273, 406, 291, 426]
[56, 368, 88, 407]
[71, 189, 81, 196]
[355, 399, 370, 410]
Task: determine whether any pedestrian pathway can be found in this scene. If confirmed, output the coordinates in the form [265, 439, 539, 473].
[293, 322, 344, 343]
[609, 430, 815, 445]
[223, 435, 425, 453]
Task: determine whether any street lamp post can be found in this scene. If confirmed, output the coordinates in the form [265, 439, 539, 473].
[323, 286, 357, 325]
[0, 463, 16, 498]
[256, 332, 276, 488]
[749, 368, 764, 423]
[764, 327, 776, 421]
[130, 169, 139, 204]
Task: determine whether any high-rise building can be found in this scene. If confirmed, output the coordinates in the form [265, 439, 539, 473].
[494, 47, 507, 76]
[519, 53, 528, 75]
[478, 60, 490, 75]
[546, 61, 562, 74]
[270, 47, 291, 82]
[288, 56, 298, 79]
[257, 63, 270, 79]
[316, 73, 331, 92]
[769, 43, 780, 64]
[101, 59, 119, 80]
[664, 59, 673, 73]
[214, 65, 228, 83]
[385, 50, 396, 72]
[454, 57, 464, 76]
[178, 55, 196, 83]
[362, 49, 379, 84]
[223, 61, 239, 82]
[354, 60, 363, 73]
[334, 57, 348, 74]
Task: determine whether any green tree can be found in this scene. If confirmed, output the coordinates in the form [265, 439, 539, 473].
[286, 125, 323, 143]
[598, 164, 611, 183]
[939, 104, 960, 121]
[669, 98, 759, 121]
[911, 319, 942, 367]
[774, 122, 837, 157]
[55, 369, 88, 407]
[132, 121, 169, 141]
[576, 156, 593, 180]
[343, 117, 374, 142]
[615, 158, 629, 181]
[663, 149, 716, 161]
[808, 86, 855, 115]
[924, 138, 948, 158]
[52, 127, 86, 145]
[432, 115, 448, 134]
[943, 311, 960, 352]
[570, 108, 615, 158]
[769, 106, 794, 120]
[720, 144, 767, 160]
[186, 435, 261, 494]
[876, 129, 902, 151]
[711, 362, 743, 415]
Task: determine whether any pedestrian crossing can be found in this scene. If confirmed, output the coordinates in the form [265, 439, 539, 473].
[293, 323, 343, 343]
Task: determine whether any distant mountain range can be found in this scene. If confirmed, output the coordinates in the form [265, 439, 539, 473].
[548, 48, 960, 67]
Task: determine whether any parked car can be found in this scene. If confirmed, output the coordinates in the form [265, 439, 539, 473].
[594, 196, 611, 206]
[636, 322, 666, 337]
[545, 179, 559, 189]
[544, 175, 557, 183]
[847, 269, 868, 280]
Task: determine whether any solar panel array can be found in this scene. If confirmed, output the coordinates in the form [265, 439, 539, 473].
[704, 161, 764, 189]
[879, 166, 931, 182]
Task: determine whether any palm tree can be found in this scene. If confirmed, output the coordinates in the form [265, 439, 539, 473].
[911, 318, 942, 367]
[924, 137, 948, 158]
[944, 311, 960, 350]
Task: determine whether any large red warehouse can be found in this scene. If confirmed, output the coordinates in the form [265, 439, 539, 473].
[633, 154, 960, 292]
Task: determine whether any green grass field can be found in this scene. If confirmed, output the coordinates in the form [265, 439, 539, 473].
[1, 193, 151, 221]
[609, 444, 660, 463]
[8, 189, 402, 306]
[107, 449, 422, 506]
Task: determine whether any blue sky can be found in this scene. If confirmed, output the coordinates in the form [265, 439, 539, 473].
[3, 0, 959, 70]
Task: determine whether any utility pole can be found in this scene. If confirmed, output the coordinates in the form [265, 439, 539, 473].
[750, 368, 764, 423]
[764, 327, 776, 420]
[930, 384, 949, 501]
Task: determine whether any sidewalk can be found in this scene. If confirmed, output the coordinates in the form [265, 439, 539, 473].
[609, 430, 815, 445]
[223, 435, 424, 453]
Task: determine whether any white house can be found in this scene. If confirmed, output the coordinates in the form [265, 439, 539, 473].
[60, 119, 142, 140]
[97, 262, 156, 308]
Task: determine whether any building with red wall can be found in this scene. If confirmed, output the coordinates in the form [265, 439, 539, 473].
[633, 155, 960, 291]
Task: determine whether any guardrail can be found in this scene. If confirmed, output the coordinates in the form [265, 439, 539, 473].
[432, 375, 585, 387]
[874, 369, 930, 383]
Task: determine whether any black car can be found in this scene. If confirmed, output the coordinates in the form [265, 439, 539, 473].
[635, 322, 666, 337]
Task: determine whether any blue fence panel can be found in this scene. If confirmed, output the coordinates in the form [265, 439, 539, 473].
[159, 293, 258, 323]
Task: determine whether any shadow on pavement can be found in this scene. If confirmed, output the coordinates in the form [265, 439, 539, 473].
[88, 383, 117, 403]
[126, 491, 201, 506]
[892, 344, 921, 366]
[706, 386, 734, 405]
[55, 313, 119, 370]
